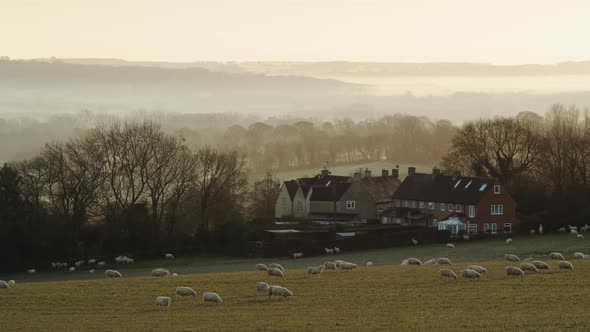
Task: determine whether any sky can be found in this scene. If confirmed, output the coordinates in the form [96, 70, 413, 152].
[1, 0, 590, 64]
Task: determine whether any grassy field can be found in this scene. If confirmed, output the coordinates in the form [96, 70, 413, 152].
[1, 234, 590, 331]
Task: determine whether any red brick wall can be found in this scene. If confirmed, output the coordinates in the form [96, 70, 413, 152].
[469, 184, 518, 234]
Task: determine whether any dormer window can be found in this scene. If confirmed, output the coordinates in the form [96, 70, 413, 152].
[494, 185, 501, 194]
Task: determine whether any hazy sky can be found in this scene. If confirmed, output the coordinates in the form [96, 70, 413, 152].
[2, 0, 589, 64]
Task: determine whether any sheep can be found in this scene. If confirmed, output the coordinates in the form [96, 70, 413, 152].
[446, 243, 455, 249]
[27, 269, 36, 275]
[423, 258, 437, 265]
[88, 259, 96, 265]
[558, 227, 566, 233]
[506, 238, 513, 244]
[439, 269, 457, 281]
[268, 263, 285, 273]
[172, 273, 178, 277]
[175, 287, 197, 297]
[581, 224, 590, 232]
[155, 296, 171, 309]
[293, 252, 303, 259]
[256, 263, 268, 272]
[558, 261, 574, 271]
[334, 247, 341, 254]
[203, 292, 223, 304]
[400, 259, 409, 266]
[523, 257, 535, 262]
[165, 253, 175, 260]
[463, 234, 470, 240]
[436, 257, 452, 265]
[51, 262, 57, 269]
[549, 252, 565, 260]
[323, 262, 337, 270]
[8, 280, 15, 286]
[152, 268, 171, 277]
[506, 266, 525, 278]
[268, 286, 293, 300]
[97, 261, 107, 268]
[69, 267, 75, 272]
[570, 225, 578, 232]
[407, 257, 422, 266]
[75, 260, 85, 267]
[340, 262, 358, 270]
[577, 234, 584, 239]
[539, 224, 543, 235]
[334, 260, 347, 268]
[0, 280, 9, 289]
[126, 258, 135, 264]
[504, 254, 520, 262]
[325, 248, 334, 255]
[256, 281, 270, 293]
[104, 269, 122, 278]
[305, 265, 323, 277]
[411, 238, 418, 246]
[530, 229, 536, 235]
[573, 252, 585, 259]
[571, 230, 579, 236]
[520, 263, 539, 273]
[267, 267, 285, 278]
[89, 269, 95, 273]
[461, 269, 481, 280]
[531, 260, 550, 270]
[467, 265, 487, 274]
[366, 262, 373, 267]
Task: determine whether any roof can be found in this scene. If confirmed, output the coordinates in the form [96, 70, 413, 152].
[392, 173, 496, 205]
[360, 176, 401, 204]
[283, 180, 300, 200]
[309, 182, 352, 201]
[298, 174, 351, 188]
[381, 207, 433, 220]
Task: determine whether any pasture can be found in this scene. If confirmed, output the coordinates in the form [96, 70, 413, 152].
[1, 233, 590, 331]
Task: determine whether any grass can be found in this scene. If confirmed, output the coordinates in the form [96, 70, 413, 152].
[1, 234, 590, 331]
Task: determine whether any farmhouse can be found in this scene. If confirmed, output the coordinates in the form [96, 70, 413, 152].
[275, 168, 401, 221]
[384, 167, 518, 234]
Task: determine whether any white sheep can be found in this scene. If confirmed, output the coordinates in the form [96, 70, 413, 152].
[523, 257, 535, 262]
[267, 267, 285, 278]
[549, 252, 565, 260]
[577, 234, 584, 239]
[570, 225, 578, 232]
[366, 262, 373, 267]
[520, 263, 539, 273]
[256, 281, 269, 293]
[539, 224, 543, 235]
[504, 254, 520, 262]
[467, 265, 487, 273]
[75, 260, 85, 267]
[152, 268, 171, 277]
[558, 261, 574, 271]
[437, 257, 452, 265]
[325, 248, 334, 255]
[165, 253, 175, 260]
[155, 296, 171, 309]
[203, 292, 223, 304]
[411, 238, 418, 246]
[256, 263, 268, 271]
[268, 285, 293, 300]
[339, 262, 358, 270]
[439, 269, 457, 281]
[463, 234, 470, 240]
[573, 252, 585, 259]
[334, 260, 346, 268]
[581, 224, 590, 232]
[423, 258, 437, 265]
[530, 229, 536, 235]
[323, 262, 337, 270]
[571, 230, 579, 236]
[334, 247, 341, 254]
[407, 257, 422, 266]
[506, 238, 513, 244]
[104, 269, 122, 278]
[400, 259, 409, 266]
[293, 252, 303, 259]
[460, 269, 481, 279]
[268, 263, 285, 273]
[175, 287, 197, 297]
[446, 243, 455, 249]
[97, 261, 107, 268]
[531, 261, 550, 270]
[27, 269, 36, 275]
[0, 280, 9, 289]
[558, 227, 566, 233]
[88, 259, 96, 265]
[8, 280, 15, 286]
[69, 267, 75, 272]
[172, 273, 178, 277]
[305, 265, 323, 277]
[89, 269, 95, 273]
[585, 255, 590, 260]
[506, 266, 525, 278]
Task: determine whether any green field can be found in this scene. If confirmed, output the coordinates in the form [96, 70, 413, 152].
[1, 234, 590, 331]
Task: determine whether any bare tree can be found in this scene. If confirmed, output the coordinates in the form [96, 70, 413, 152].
[248, 170, 281, 219]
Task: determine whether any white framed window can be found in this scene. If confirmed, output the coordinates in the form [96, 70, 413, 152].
[484, 223, 497, 234]
[346, 200, 356, 209]
[455, 204, 462, 212]
[428, 202, 434, 209]
[468, 205, 475, 218]
[494, 185, 501, 194]
[440, 203, 446, 211]
[491, 204, 504, 215]
[468, 223, 477, 234]
[419, 201, 425, 209]
[504, 223, 512, 234]
[449, 204, 454, 212]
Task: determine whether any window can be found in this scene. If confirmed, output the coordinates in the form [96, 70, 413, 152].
[491, 204, 504, 215]
[282, 197, 287, 210]
[449, 204, 454, 212]
[464, 180, 472, 189]
[494, 185, 501, 194]
[484, 223, 497, 234]
[440, 203, 446, 211]
[428, 202, 434, 210]
[346, 200, 356, 209]
[468, 224, 477, 234]
[455, 204, 463, 212]
[504, 223, 512, 234]
[468, 205, 475, 218]
[453, 180, 461, 189]
[479, 184, 488, 191]
[419, 201, 425, 209]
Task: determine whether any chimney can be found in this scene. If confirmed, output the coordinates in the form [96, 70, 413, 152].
[432, 167, 440, 176]
[364, 168, 372, 178]
[408, 167, 416, 176]
[321, 168, 330, 177]
[391, 168, 399, 179]
[382, 169, 389, 177]
[353, 172, 361, 181]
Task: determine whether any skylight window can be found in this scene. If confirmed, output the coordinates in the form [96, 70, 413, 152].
[479, 184, 488, 191]
[453, 180, 461, 189]
[325, 180, 331, 187]
[464, 180, 472, 189]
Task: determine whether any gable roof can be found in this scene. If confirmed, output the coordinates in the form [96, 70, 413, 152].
[310, 182, 352, 202]
[283, 180, 300, 200]
[392, 173, 496, 205]
[298, 174, 351, 187]
[360, 176, 401, 204]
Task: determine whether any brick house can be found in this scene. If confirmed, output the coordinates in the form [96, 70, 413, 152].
[384, 167, 518, 234]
